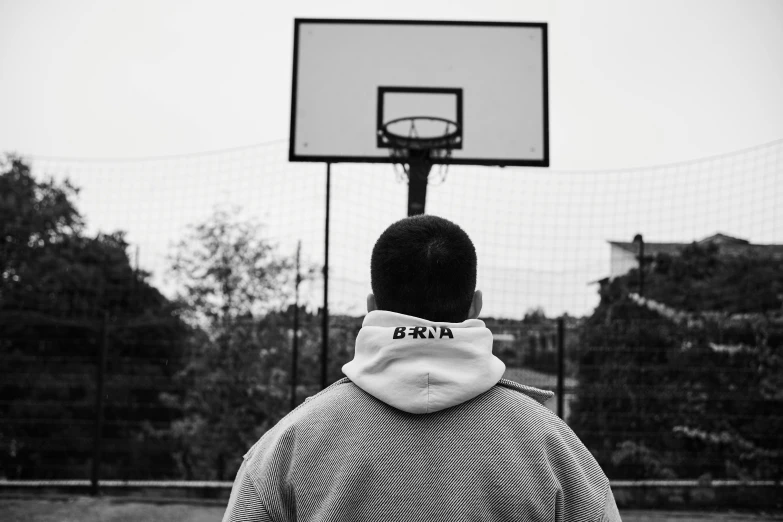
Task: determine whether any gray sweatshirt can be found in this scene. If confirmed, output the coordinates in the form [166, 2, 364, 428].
[223, 311, 622, 522]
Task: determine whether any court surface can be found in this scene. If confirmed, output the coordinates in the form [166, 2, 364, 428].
[2, 497, 782, 522]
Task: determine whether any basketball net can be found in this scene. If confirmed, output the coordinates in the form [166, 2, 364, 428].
[390, 147, 451, 186]
[382, 116, 459, 186]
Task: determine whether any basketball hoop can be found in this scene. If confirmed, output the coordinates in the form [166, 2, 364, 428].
[378, 116, 461, 184]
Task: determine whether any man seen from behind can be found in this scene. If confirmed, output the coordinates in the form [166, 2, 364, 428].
[223, 214, 622, 522]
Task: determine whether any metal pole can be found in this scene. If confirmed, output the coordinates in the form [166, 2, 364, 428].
[134, 246, 140, 305]
[91, 312, 108, 495]
[321, 163, 331, 389]
[634, 234, 645, 296]
[291, 241, 301, 410]
[407, 151, 432, 216]
[557, 317, 565, 420]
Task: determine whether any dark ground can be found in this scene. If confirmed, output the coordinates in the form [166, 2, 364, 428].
[2, 497, 782, 522]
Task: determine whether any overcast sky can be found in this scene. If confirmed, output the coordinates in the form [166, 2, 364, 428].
[1, 0, 782, 318]
[2, 0, 782, 167]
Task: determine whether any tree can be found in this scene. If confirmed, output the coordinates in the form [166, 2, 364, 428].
[0, 155, 189, 479]
[169, 205, 294, 332]
[571, 242, 783, 480]
[570, 289, 682, 479]
[165, 205, 298, 479]
[1, 156, 83, 308]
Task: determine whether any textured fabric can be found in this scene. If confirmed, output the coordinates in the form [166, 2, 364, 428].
[223, 377, 622, 522]
[342, 310, 506, 414]
[601, 482, 623, 522]
[223, 311, 621, 521]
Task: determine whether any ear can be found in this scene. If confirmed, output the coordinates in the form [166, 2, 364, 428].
[366, 293, 378, 313]
[467, 290, 483, 319]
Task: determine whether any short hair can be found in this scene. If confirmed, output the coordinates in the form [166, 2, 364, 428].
[370, 215, 477, 322]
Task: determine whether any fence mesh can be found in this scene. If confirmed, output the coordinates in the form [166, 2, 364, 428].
[1, 138, 781, 481]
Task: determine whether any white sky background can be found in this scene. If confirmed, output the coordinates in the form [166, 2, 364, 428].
[1, 0, 782, 318]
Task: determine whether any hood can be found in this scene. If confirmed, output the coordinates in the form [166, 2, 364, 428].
[342, 310, 506, 414]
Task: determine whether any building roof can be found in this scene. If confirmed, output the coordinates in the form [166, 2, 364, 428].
[697, 233, 749, 246]
[608, 240, 686, 256]
[609, 233, 783, 259]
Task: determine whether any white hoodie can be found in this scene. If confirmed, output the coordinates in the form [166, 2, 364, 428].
[342, 310, 507, 414]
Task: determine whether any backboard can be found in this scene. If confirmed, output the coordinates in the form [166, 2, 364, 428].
[289, 19, 549, 167]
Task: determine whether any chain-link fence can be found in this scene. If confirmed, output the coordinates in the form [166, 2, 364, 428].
[1, 138, 781, 484]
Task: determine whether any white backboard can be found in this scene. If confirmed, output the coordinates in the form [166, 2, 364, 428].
[290, 19, 549, 167]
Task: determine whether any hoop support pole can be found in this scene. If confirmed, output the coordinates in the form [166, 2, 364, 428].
[407, 151, 431, 216]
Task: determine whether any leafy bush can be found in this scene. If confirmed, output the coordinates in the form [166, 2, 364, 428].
[571, 242, 783, 480]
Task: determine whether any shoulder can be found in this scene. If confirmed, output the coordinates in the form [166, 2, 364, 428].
[484, 380, 607, 478]
[300, 377, 360, 407]
[491, 380, 613, 519]
[495, 377, 555, 404]
[270, 377, 559, 432]
[245, 377, 576, 464]
[241, 378, 361, 457]
[481, 378, 561, 428]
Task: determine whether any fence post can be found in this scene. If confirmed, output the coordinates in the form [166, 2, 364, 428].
[291, 241, 301, 411]
[91, 312, 108, 495]
[557, 317, 565, 420]
[321, 163, 330, 390]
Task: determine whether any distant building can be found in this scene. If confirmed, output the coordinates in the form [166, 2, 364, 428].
[606, 233, 783, 280]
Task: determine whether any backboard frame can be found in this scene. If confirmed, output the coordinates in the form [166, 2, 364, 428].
[376, 86, 464, 150]
[289, 18, 550, 167]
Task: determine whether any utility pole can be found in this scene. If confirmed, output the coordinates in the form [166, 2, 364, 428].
[290, 241, 301, 411]
[634, 234, 645, 296]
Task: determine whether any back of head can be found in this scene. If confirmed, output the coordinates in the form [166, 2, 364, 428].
[370, 215, 477, 322]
